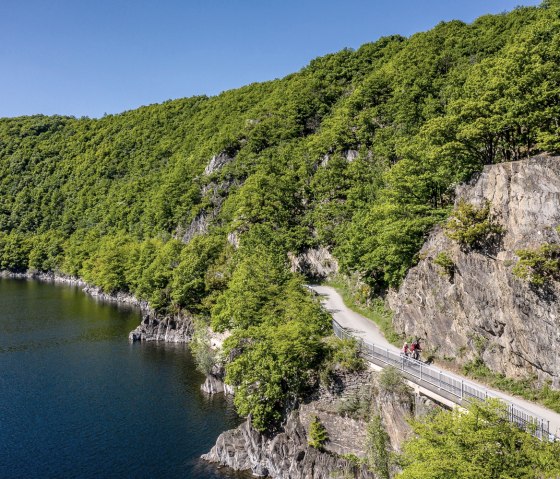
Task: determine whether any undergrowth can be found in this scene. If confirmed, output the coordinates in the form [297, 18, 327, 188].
[463, 358, 560, 413]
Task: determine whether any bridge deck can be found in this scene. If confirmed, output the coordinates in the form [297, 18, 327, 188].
[333, 318, 557, 442]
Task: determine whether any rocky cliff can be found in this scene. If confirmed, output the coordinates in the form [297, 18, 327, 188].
[128, 311, 194, 342]
[389, 156, 560, 387]
[203, 369, 436, 478]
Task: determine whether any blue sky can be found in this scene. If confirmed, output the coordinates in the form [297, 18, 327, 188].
[0, 0, 541, 118]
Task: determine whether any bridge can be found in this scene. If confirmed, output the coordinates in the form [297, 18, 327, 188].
[309, 285, 560, 442]
[332, 318, 556, 441]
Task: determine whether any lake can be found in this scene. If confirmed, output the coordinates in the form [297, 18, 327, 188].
[0, 278, 247, 479]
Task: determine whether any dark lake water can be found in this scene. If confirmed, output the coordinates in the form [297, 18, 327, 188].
[0, 278, 247, 479]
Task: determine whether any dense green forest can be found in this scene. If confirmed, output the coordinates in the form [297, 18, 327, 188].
[1, 1, 560, 432]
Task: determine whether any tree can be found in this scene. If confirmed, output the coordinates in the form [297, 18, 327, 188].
[224, 320, 327, 432]
[308, 416, 329, 450]
[397, 400, 560, 479]
[366, 415, 391, 479]
[444, 200, 503, 250]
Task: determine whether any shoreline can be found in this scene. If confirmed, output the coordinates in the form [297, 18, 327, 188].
[0, 270, 194, 343]
[0, 270, 149, 310]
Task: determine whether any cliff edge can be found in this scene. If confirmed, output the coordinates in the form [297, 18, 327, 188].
[389, 156, 560, 387]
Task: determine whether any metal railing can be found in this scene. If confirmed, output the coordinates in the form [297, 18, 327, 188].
[332, 319, 557, 441]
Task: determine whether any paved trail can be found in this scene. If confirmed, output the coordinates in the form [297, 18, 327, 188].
[310, 284, 560, 438]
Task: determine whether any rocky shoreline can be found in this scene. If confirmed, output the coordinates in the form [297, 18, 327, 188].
[0, 270, 194, 343]
[2, 270, 425, 478]
[203, 369, 437, 479]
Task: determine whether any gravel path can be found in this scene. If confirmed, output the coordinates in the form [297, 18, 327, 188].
[310, 284, 560, 439]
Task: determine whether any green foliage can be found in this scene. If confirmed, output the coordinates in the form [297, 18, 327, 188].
[321, 336, 366, 385]
[220, 245, 331, 431]
[225, 319, 327, 432]
[0, 232, 32, 272]
[211, 242, 292, 331]
[308, 415, 329, 450]
[397, 400, 560, 479]
[170, 235, 227, 310]
[189, 319, 217, 376]
[379, 366, 409, 395]
[28, 232, 64, 272]
[512, 243, 560, 286]
[433, 251, 454, 277]
[462, 357, 560, 413]
[444, 200, 503, 249]
[366, 415, 391, 479]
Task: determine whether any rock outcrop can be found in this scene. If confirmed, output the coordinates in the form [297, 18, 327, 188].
[288, 247, 339, 280]
[389, 156, 560, 387]
[204, 152, 234, 176]
[201, 363, 235, 395]
[203, 369, 436, 478]
[128, 311, 194, 342]
[202, 412, 373, 479]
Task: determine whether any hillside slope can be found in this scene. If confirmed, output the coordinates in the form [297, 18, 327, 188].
[1, 2, 560, 428]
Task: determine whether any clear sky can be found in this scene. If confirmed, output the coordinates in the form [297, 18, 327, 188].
[0, 0, 541, 118]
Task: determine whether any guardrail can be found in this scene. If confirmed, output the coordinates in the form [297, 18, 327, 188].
[332, 319, 557, 442]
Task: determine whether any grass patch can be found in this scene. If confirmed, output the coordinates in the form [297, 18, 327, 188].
[326, 275, 401, 346]
[463, 358, 560, 413]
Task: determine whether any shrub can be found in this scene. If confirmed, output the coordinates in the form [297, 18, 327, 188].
[512, 243, 560, 286]
[397, 400, 560, 479]
[324, 336, 366, 371]
[366, 415, 391, 479]
[320, 336, 366, 388]
[379, 366, 409, 395]
[433, 251, 454, 277]
[444, 200, 503, 249]
[189, 320, 217, 375]
[308, 415, 329, 450]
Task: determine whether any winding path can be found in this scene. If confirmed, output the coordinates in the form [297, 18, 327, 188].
[309, 284, 560, 439]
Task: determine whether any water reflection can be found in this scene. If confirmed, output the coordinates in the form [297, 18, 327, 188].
[0, 278, 249, 479]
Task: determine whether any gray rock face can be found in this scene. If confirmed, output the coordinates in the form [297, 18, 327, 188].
[389, 156, 560, 387]
[128, 312, 194, 342]
[202, 412, 373, 479]
[201, 375, 226, 394]
[204, 152, 234, 176]
[288, 247, 339, 280]
[203, 370, 431, 478]
[181, 212, 210, 244]
[201, 364, 235, 395]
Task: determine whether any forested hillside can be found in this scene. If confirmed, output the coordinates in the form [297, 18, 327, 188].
[1, 1, 559, 429]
